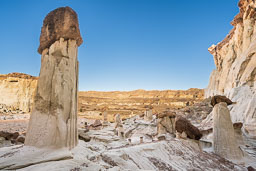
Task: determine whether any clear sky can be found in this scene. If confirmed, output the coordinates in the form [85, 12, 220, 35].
[0, 0, 239, 91]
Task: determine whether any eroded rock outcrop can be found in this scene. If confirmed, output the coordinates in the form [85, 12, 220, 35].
[205, 0, 256, 137]
[25, 7, 82, 149]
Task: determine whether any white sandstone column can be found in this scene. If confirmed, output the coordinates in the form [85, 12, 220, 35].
[213, 102, 243, 160]
[25, 7, 83, 149]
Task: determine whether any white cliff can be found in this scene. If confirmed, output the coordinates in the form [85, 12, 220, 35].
[205, 0, 256, 137]
[0, 73, 37, 114]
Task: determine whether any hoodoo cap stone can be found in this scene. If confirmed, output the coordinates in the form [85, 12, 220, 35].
[38, 6, 83, 54]
[210, 95, 234, 107]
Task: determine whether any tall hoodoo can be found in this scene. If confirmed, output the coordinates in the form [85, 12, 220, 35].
[213, 102, 243, 160]
[25, 7, 83, 149]
[205, 0, 256, 137]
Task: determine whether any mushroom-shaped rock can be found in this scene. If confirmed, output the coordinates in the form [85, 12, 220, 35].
[25, 7, 82, 149]
[175, 116, 202, 140]
[213, 102, 243, 160]
[38, 6, 83, 54]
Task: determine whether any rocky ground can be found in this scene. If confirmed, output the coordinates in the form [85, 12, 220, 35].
[0, 102, 256, 170]
[0, 114, 249, 171]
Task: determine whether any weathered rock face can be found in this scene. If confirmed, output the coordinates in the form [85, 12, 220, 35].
[25, 7, 82, 149]
[38, 6, 83, 54]
[213, 102, 243, 161]
[205, 0, 256, 137]
[0, 73, 37, 114]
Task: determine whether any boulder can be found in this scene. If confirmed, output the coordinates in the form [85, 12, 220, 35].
[247, 166, 256, 171]
[175, 116, 202, 140]
[0, 131, 12, 140]
[17, 136, 25, 143]
[0, 131, 19, 140]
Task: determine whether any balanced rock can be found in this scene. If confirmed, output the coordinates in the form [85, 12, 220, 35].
[25, 7, 82, 149]
[175, 116, 202, 140]
[213, 102, 243, 160]
[210, 95, 233, 107]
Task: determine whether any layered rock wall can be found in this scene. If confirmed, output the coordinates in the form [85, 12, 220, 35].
[205, 0, 256, 137]
[78, 89, 204, 120]
[0, 78, 203, 117]
[0, 73, 37, 114]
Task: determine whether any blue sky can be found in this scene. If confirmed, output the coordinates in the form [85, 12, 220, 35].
[0, 0, 239, 91]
